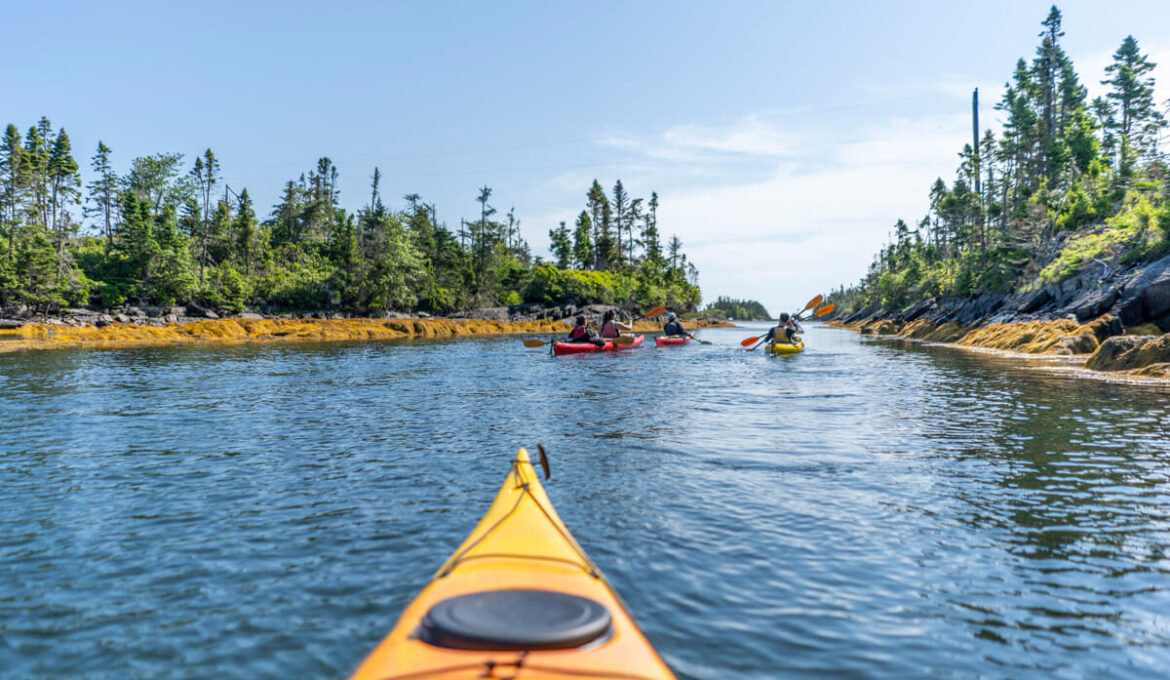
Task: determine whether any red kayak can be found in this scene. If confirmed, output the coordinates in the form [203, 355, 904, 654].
[553, 334, 645, 356]
[655, 336, 691, 347]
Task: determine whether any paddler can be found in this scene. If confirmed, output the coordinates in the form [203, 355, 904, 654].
[600, 309, 632, 339]
[662, 312, 696, 340]
[567, 314, 606, 346]
[763, 312, 802, 346]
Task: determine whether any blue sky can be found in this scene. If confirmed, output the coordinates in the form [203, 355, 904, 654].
[6, 1, 1170, 313]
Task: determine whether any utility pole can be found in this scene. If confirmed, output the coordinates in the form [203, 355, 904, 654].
[972, 88, 981, 196]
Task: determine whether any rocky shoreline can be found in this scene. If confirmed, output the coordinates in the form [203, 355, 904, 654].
[831, 254, 1170, 379]
[0, 303, 732, 354]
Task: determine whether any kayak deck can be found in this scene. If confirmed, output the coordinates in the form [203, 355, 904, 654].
[654, 336, 690, 347]
[553, 334, 645, 355]
[350, 449, 675, 680]
[769, 340, 804, 354]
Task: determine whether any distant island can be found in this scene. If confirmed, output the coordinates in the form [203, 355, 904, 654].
[0, 130, 700, 318]
[703, 296, 772, 320]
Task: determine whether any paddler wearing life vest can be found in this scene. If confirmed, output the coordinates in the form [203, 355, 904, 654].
[662, 312, 695, 340]
[599, 309, 632, 339]
[566, 314, 606, 346]
[763, 312, 802, 345]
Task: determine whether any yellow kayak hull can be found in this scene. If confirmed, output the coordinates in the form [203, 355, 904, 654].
[350, 449, 675, 680]
[769, 340, 805, 354]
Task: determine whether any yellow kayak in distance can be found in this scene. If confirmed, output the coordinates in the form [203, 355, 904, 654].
[769, 340, 805, 355]
[350, 449, 676, 680]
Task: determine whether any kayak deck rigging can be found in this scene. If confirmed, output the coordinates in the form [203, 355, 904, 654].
[350, 450, 675, 680]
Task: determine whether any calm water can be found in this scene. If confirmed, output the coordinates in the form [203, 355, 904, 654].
[2, 324, 1169, 679]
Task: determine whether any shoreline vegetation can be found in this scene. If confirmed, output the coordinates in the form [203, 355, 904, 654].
[1, 117, 703, 321]
[829, 314, 1170, 379]
[0, 311, 733, 355]
[828, 7, 1170, 381]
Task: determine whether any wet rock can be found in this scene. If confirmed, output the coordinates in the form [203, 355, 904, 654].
[1111, 255, 1170, 326]
[1126, 322, 1162, 335]
[457, 307, 510, 321]
[114, 314, 130, 323]
[237, 312, 264, 320]
[1016, 287, 1052, 314]
[1084, 334, 1162, 371]
[902, 298, 936, 322]
[0, 319, 23, 329]
[204, 310, 220, 319]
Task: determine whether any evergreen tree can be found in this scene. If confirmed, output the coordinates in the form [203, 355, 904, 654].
[191, 149, 219, 284]
[23, 122, 49, 227]
[47, 128, 80, 276]
[85, 141, 119, 252]
[359, 205, 425, 311]
[667, 235, 682, 270]
[611, 179, 628, 266]
[572, 210, 592, 269]
[548, 220, 572, 268]
[1, 124, 24, 259]
[233, 189, 259, 275]
[270, 179, 303, 247]
[641, 192, 662, 265]
[1103, 35, 1165, 179]
[627, 197, 643, 263]
[126, 152, 188, 216]
[586, 180, 610, 269]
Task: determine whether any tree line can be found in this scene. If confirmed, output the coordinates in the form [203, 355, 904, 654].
[703, 296, 771, 320]
[833, 6, 1170, 312]
[0, 127, 700, 314]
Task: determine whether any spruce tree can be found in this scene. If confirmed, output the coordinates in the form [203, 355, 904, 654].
[1, 124, 24, 259]
[23, 123, 49, 227]
[611, 179, 628, 266]
[548, 221, 572, 268]
[47, 129, 80, 273]
[85, 142, 119, 252]
[572, 210, 592, 269]
[233, 189, 259, 275]
[191, 149, 219, 284]
[1103, 35, 1165, 178]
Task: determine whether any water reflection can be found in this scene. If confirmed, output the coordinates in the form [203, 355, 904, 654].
[1, 326, 1169, 678]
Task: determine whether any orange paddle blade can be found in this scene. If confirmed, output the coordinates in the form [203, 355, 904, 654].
[642, 305, 665, 318]
[523, 339, 547, 348]
[813, 303, 835, 316]
[740, 336, 760, 347]
[803, 294, 823, 311]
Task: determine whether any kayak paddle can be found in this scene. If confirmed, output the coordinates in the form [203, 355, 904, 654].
[740, 294, 822, 346]
[634, 305, 665, 321]
[796, 303, 835, 320]
[537, 444, 551, 480]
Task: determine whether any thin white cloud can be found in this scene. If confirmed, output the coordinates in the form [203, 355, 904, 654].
[579, 112, 973, 313]
[598, 115, 800, 162]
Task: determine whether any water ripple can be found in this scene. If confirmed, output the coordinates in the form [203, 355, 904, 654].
[2, 325, 1170, 678]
